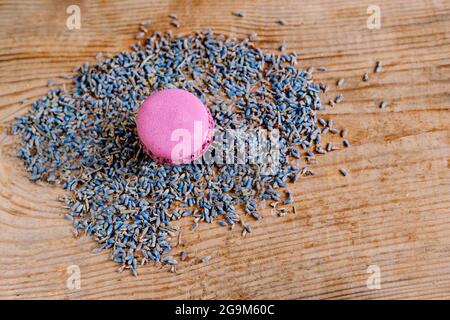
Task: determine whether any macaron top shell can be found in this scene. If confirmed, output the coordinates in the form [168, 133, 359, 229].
[136, 89, 214, 165]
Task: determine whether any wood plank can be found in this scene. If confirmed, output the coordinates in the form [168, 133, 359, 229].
[0, 0, 449, 299]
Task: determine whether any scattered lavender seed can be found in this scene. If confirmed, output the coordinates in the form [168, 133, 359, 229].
[232, 11, 245, 18]
[343, 139, 350, 148]
[331, 145, 340, 151]
[201, 256, 211, 264]
[329, 128, 339, 134]
[326, 142, 333, 152]
[334, 94, 343, 104]
[276, 19, 287, 26]
[315, 146, 326, 155]
[277, 208, 287, 217]
[163, 256, 178, 265]
[317, 66, 328, 72]
[336, 78, 346, 87]
[379, 99, 388, 109]
[339, 168, 348, 176]
[362, 73, 369, 82]
[92, 247, 103, 254]
[168, 14, 178, 20]
[180, 251, 187, 261]
[374, 61, 382, 73]
[135, 32, 145, 40]
[318, 118, 327, 127]
[171, 21, 180, 28]
[248, 33, 257, 40]
[177, 231, 183, 246]
[319, 83, 329, 93]
[340, 128, 348, 138]
[218, 220, 227, 227]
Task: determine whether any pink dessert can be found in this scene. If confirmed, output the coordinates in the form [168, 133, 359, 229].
[136, 89, 214, 165]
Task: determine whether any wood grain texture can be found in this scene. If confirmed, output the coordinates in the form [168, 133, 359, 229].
[0, 0, 449, 299]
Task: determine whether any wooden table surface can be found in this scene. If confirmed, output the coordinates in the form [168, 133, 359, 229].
[0, 0, 449, 300]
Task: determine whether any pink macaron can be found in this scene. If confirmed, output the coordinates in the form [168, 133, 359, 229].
[136, 89, 214, 165]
